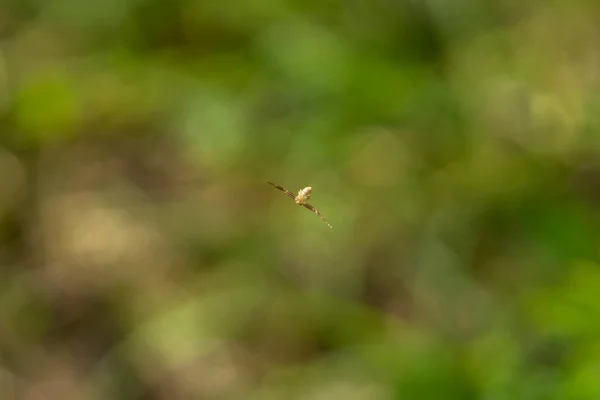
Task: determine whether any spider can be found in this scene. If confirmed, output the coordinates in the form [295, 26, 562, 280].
[266, 181, 332, 228]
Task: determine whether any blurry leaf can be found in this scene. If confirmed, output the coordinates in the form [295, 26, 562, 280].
[526, 260, 600, 338]
[256, 19, 353, 95]
[525, 200, 599, 265]
[38, 0, 139, 29]
[178, 86, 247, 169]
[182, 0, 291, 33]
[563, 342, 600, 400]
[12, 70, 80, 144]
[465, 329, 521, 396]
[358, 334, 476, 400]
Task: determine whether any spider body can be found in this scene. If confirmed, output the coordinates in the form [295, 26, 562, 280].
[295, 186, 312, 205]
[267, 182, 332, 228]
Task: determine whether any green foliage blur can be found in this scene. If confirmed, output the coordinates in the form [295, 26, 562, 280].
[2, 0, 600, 398]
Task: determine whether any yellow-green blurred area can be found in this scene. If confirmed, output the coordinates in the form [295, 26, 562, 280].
[3, 0, 600, 398]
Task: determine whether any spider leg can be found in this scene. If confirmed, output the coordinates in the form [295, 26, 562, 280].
[266, 181, 295, 200]
[303, 203, 332, 228]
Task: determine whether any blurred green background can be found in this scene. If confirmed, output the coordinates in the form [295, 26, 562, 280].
[2, 0, 600, 398]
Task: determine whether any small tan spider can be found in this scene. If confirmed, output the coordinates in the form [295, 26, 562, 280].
[267, 181, 332, 228]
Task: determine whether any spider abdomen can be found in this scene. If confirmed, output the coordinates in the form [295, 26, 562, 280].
[295, 186, 312, 205]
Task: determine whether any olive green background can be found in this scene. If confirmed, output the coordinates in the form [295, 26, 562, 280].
[1, 0, 600, 399]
